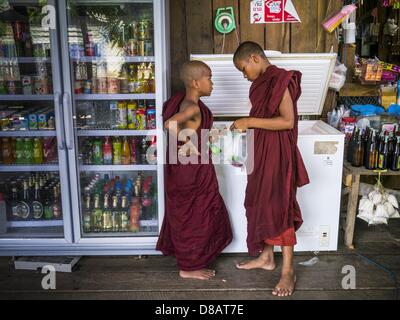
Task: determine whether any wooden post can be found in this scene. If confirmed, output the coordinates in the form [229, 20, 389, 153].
[345, 174, 360, 250]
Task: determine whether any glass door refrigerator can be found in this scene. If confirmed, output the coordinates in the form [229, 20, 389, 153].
[58, 0, 168, 254]
[0, 0, 74, 254]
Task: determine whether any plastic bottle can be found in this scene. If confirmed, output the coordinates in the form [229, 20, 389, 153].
[122, 137, 131, 165]
[33, 138, 43, 164]
[103, 137, 113, 165]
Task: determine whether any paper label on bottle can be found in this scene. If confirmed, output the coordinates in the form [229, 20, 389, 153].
[19, 201, 30, 219]
[32, 201, 43, 219]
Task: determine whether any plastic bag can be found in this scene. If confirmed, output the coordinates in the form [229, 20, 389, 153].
[329, 61, 347, 92]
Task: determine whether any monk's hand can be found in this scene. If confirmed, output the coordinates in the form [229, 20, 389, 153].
[230, 118, 249, 132]
[178, 141, 200, 157]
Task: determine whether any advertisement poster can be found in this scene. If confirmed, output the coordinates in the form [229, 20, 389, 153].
[250, 0, 301, 24]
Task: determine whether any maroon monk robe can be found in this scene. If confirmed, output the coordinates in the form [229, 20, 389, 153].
[245, 65, 310, 256]
[156, 92, 233, 271]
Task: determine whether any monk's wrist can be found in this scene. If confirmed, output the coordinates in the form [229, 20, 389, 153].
[246, 117, 253, 129]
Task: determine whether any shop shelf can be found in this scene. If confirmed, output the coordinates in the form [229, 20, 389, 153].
[0, 130, 56, 137]
[0, 165, 59, 172]
[74, 94, 155, 101]
[79, 165, 157, 171]
[76, 129, 157, 137]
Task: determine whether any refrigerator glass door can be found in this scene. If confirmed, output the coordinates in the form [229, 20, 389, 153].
[60, 0, 161, 242]
[0, 0, 72, 242]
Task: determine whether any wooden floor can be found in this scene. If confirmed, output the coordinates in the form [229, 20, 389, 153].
[0, 219, 399, 300]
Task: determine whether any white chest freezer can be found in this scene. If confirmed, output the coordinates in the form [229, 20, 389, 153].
[191, 52, 345, 252]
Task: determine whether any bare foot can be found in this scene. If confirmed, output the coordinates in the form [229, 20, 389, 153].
[272, 272, 296, 297]
[179, 269, 216, 280]
[235, 257, 276, 271]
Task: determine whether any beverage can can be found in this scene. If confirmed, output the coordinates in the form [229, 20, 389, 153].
[34, 76, 48, 95]
[136, 108, 146, 130]
[22, 76, 32, 95]
[97, 78, 108, 94]
[146, 108, 156, 129]
[28, 113, 38, 130]
[107, 77, 120, 94]
[83, 80, 92, 94]
[40, 78, 49, 95]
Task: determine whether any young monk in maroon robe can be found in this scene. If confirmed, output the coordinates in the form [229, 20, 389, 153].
[231, 42, 310, 296]
[156, 61, 233, 280]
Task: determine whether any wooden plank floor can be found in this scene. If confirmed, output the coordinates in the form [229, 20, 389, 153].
[0, 220, 399, 300]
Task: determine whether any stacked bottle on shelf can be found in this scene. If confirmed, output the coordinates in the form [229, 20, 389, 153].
[347, 124, 400, 171]
[0, 106, 55, 131]
[0, 20, 52, 95]
[74, 62, 155, 95]
[81, 173, 157, 233]
[69, 17, 153, 59]
[0, 136, 58, 165]
[77, 100, 156, 130]
[80, 136, 156, 166]
[0, 173, 62, 221]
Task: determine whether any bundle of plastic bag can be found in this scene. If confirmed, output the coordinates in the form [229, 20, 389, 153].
[357, 181, 400, 225]
[329, 61, 347, 92]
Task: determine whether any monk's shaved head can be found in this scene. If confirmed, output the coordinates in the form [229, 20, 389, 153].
[233, 41, 267, 63]
[180, 61, 211, 87]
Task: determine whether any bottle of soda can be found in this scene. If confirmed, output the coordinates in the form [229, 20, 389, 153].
[103, 137, 113, 165]
[24, 138, 34, 165]
[10, 184, 20, 218]
[19, 180, 31, 219]
[120, 195, 129, 232]
[92, 193, 102, 232]
[365, 130, 378, 170]
[111, 195, 121, 232]
[92, 138, 103, 165]
[32, 181, 43, 219]
[52, 186, 62, 219]
[390, 136, 400, 171]
[83, 193, 92, 232]
[129, 196, 140, 233]
[378, 135, 389, 170]
[122, 137, 131, 165]
[110, 101, 119, 130]
[129, 137, 137, 164]
[347, 126, 358, 164]
[113, 137, 122, 165]
[102, 193, 112, 232]
[140, 137, 148, 164]
[352, 131, 364, 167]
[33, 138, 44, 164]
[43, 186, 53, 220]
[2, 138, 14, 165]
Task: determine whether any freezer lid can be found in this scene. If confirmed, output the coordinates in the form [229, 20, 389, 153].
[191, 52, 337, 117]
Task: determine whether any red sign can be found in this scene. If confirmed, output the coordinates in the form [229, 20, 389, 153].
[251, 0, 301, 24]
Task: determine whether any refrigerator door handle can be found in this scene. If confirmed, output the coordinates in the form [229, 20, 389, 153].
[54, 92, 66, 150]
[63, 92, 74, 150]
